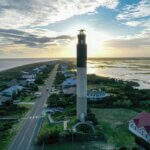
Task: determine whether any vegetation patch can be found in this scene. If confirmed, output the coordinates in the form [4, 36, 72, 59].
[92, 108, 138, 148]
[88, 74, 150, 110]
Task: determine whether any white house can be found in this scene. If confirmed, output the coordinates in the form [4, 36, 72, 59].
[129, 112, 150, 143]
[33, 68, 41, 74]
[21, 71, 36, 80]
[62, 78, 76, 87]
[2, 85, 24, 97]
[63, 87, 76, 95]
[26, 79, 35, 84]
[64, 72, 74, 78]
[87, 89, 109, 101]
[22, 74, 36, 80]
[39, 65, 47, 70]
[62, 77, 76, 88]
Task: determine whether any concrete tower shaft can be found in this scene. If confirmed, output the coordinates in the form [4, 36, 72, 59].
[77, 29, 87, 121]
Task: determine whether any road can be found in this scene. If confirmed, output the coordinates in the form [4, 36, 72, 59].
[9, 64, 58, 150]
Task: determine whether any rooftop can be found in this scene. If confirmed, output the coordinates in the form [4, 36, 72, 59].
[133, 112, 150, 134]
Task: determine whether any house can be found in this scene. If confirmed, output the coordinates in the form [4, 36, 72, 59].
[61, 64, 68, 74]
[129, 112, 150, 144]
[22, 74, 36, 80]
[63, 87, 76, 95]
[51, 87, 60, 94]
[0, 95, 11, 106]
[62, 77, 76, 88]
[87, 89, 109, 101]
[40, 65, 47, 69]
[18, 80, 27, 86]
[2, 85, 24, 97]
[64, 72, 75, 78]
[26, 79, 35, 84]
[61, 64, 68, 70]
[7, 79, 18, 87]
[21, 71, 36, 80]
[33, 68, 41, 74]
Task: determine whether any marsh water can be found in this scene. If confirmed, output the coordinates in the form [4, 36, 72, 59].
[87, 58, 150, 89]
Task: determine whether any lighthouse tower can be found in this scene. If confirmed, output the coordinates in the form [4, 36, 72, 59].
[76, 29, 87, 121]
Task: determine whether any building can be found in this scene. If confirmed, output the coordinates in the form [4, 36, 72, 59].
[62, 77, 76, 88]
[129, 112, 150, 143]
[0, 95, 11, 106]
[87, 89, 109, 101]
[64, 72, 75, 78]
[76, 29, 87, 121]
[7, 79, 18, 87]
[63, 87, 76, 95]
[26, 79, 35, 85]
[22, 74, 36, 80]
[18, 80, 27, 86]
[33, 68, 41, 74]
[2, 85, 24, 97]
[21, 71, 36, 80]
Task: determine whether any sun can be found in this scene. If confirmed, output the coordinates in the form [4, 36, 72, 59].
[67, 25, 111, 57]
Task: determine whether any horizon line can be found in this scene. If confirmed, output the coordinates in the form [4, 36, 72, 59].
[0, 57, 150, 59]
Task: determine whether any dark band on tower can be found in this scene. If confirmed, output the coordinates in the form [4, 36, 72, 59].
[77, 29, 87, 68]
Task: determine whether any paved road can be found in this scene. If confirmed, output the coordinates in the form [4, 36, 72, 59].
[9, 64, 58, 150]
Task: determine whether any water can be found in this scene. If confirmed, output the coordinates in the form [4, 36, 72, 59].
[0, 58, 149, 89]
[87, 58, 150, 89]
[0, 58, 55, 72]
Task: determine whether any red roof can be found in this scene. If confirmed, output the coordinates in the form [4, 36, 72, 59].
[133, 112, 150, 134]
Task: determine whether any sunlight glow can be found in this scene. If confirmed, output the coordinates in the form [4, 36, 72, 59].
[67, 24, 112, 57]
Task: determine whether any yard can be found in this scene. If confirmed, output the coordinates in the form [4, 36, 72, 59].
[92, 108, 138, 148]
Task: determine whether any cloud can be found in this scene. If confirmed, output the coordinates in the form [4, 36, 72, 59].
[125, 21, 142, 27]
[117, 0, 150, 20]
[0, 28, 74, 48]
[104, 31, 150, 50]
[0, 0, 119, 28]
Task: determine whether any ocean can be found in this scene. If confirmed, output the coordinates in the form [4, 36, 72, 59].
[0, 58, 54, 72]
[87, 58, 150, 89]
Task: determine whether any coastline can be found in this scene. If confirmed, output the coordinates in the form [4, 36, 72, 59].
[0, 59, 57, 72]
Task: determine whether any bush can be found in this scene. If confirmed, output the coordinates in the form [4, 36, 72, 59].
[54, 72, 66, 85]
[86, 112, 98, 125]
[36, 124, 63, 145]
[77, 124, 93, 134]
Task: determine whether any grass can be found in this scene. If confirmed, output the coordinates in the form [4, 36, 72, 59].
[41, 141, 107, 150]
[0, 104, 31, 150]
[92, 108, 138, 148]
[20, 94, 36, 102]
[0, 120, 17, 150]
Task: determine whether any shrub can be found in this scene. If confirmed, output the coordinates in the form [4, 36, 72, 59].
[36, 124, 63, 145]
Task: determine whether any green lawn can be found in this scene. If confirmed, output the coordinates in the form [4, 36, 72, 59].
[20, 94, 36, 102]
[0, 105, 30, 150]
[42, 141, 108, 150]
[92, 108, 138, 148]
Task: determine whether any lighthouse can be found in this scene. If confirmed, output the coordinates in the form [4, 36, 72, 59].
[76, 29, 87, 121]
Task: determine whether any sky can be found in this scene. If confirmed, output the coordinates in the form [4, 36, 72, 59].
[0, 0, 150, 58]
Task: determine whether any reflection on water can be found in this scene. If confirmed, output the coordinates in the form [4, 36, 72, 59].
[87, 58, 150, 89]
